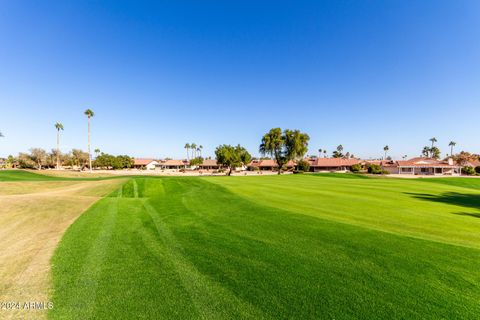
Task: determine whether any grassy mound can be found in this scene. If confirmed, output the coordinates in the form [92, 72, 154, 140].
[0, 170, 63, 181]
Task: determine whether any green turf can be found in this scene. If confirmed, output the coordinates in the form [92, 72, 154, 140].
[49, 175, 480, 319]
[0, 169, 125, 181]
[0, 170, 64, 181]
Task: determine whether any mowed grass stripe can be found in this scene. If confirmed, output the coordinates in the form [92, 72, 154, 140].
[50, 177, 480, 319]
[207, 175, 480, 248]
[142, 200, 263, 318]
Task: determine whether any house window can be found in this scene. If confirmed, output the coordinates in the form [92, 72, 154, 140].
[421, 168, 428, 173]
[401, 168, 412, 173]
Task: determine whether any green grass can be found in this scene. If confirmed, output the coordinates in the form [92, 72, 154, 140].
[49, 175, 480, 319]
[0, 169, 126, 182]
[0, 170, 64, 181]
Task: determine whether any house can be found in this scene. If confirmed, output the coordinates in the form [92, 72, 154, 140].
[308, 158, 360, 172]
[248, 159, 295, 171]
[198, 159, 220, 170]
[396, 157, 461, 175]
[158, 159, 186, 170]
[462, 159, 480, 168]
[133, 159, 159, 170]
[364, 160, 398, 174]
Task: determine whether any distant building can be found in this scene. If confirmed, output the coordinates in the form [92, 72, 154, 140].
[158, 159, 187, 170]
[396, 157, 461, 175]
[248, 159, 295, 171]
[133, 159, 159, 170]
[198, 159, 220, 170]
[461, 159, 480, 168]
[308, 158, 360, 172]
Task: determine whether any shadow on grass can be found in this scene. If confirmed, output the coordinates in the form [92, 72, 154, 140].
[406, 192, 480, 218]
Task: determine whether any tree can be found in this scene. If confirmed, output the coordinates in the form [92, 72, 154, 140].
[215, 144, 251, 176]
[199, 145, 203, 157]
[318, 149, 322, 157]
[184, 143, 191, 160]
[351, 163, 363, 173]
[383, 145, 389, 160]
[430, 137, 437, 149]
[191, 143, 197, 159]
[54, 122, 64, 169]
[332, 145, 344, 158]
[93, 153, 134, 170]
[452, 151, 475, 166]
[71, 149, 90, 169]
[189, 157, 203, 167]
[430, 146, 441, 159]
[323, 150, 327, 158]
[30, 148, 47, 170]
[428, 137, 437, 157]
[448, 141, 456, 157]
[296, 159, 310, 172]
[259, 128, 310, 174]
[6, 155, 16, 168]
[422, 146, 430, 157]
[17, 152, 35, 169]
[463, 166, 475, 175]
[84, 109, 95, 171]
[94, 148, 101, 158]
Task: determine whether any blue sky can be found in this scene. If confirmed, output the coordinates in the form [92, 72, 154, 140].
[0, 0, 479, 159]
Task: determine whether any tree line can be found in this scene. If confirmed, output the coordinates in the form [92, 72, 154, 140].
[4, 148, 134, 170]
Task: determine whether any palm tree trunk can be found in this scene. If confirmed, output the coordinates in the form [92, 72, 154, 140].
[88, 117, 92, 172]
[56, 130, 60, 170]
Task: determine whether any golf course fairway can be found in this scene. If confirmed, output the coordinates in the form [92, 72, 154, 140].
[46, 174, 480, 319]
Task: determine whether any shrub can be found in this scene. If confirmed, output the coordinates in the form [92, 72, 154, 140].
[296, 160, 310, 172]
[293, 170, 304, 174]
[351, 163, 362, 173]
[475, 166, 480, 174]
[462, 166, 475, 175]
[367, 164, 383, 174]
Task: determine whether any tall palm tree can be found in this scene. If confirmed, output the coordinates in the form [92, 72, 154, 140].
[184, 143, 191, 160]
[54, 122, 64, 169]
[448, 141, 456, 157]
[199, 145, 203, 158]
[383, 145, 389, 160]
[94, 148, 101, 158]
[429, 137, 437, 157]
[318, 149, 322, 157]
[84, 109, 95, 171]
[191, 143, 197, 158]
[323, 150, 327, 158]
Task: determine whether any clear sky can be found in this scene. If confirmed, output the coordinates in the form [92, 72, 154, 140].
[1, 0, 479, 159]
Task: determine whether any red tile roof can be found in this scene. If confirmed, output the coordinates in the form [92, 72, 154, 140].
[249, 159, 295, 167]
[199, 159, 218, 166]
[364, 160, 397, 167]
[310, 158, 360, 167]
[134, 158, 157, 166]
[162, 159, 186, 166]
[397, 157, 459, 168]
[463, 159, 480, 167]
